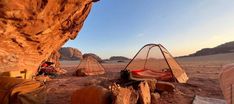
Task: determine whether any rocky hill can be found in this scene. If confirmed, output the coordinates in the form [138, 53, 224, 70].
[59, 47, 82, 60]
[109, 56, 130, 61]
[187, 41, 234, 57]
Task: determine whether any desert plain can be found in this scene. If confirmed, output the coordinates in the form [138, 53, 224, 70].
[45, 53, 234, 104]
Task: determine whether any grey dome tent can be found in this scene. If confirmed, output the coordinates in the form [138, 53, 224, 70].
[124, 44, 189, 83]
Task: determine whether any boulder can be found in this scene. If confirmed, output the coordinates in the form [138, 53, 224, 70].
[156, 81, 175, 92]
[0, 0, 96, 74]
[151, 93, 160, 104]
[0, 77, 46, 104]
[59, 47, 82, 60]
[146, 79, 157, 92]
[219, 63, 234, 104]
[138, 81, 151, 104]
[111, 83, 138, 104]
[71, 86, 111, 104]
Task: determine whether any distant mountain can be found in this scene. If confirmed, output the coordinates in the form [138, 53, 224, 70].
[187, 41, 234, 57]
[109, 56, 130, 61]
[59, 47, 82, 60]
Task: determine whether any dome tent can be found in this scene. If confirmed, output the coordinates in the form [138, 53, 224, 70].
[76, 55, 105, 76]
[124, 44, 189, 83]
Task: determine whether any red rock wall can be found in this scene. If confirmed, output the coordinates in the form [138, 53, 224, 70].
[0, 0, 95, 73]
[47, 50, 61, 68]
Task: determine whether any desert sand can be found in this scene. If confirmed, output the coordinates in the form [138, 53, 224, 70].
[45, 53, 234, 104]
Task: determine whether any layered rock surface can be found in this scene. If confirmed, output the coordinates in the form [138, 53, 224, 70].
[0, 0, 96, 73]
[47, 50, 61, 67]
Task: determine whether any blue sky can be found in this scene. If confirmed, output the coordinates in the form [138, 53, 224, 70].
[64, 0, 234, 59]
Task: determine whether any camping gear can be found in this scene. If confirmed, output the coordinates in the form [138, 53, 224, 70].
[124, 44, 189, 83]
[39, 66, 57, 74]
[44, 61, 54, 66]
[219, 63, 234, 104]
[0, 77, 46, 104]
[76, 55, 105, 76]
[193, 95, 226, 104]
[37, 61, 58, 78]
[0, 70, 33, 79]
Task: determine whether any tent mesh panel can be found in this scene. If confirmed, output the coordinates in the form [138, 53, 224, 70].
[126, 45, 169, 71]
[161, 47, 184, 79]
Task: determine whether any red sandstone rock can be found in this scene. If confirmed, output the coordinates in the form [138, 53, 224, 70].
[111, 84, 139, 104]
[138, 81, 151, 104]
[47, 50, 61, 67]
[71, 86, 111, 104]
[0, 0, 96, 74]
[156, 81, 175, 92]
[146, 79, 157, 92]
[151, 92, 160, 104]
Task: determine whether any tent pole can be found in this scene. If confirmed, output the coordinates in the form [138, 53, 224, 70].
[158, 44, 177, 82]
[144, 46, 153, 69]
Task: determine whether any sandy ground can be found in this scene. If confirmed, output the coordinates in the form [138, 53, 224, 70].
[45, 53, 234, 104]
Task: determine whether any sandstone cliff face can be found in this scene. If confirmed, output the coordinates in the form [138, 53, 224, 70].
[59, 47, 82, 60]
[47, 50, 61, 67]
[0, 0, 96, 73]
